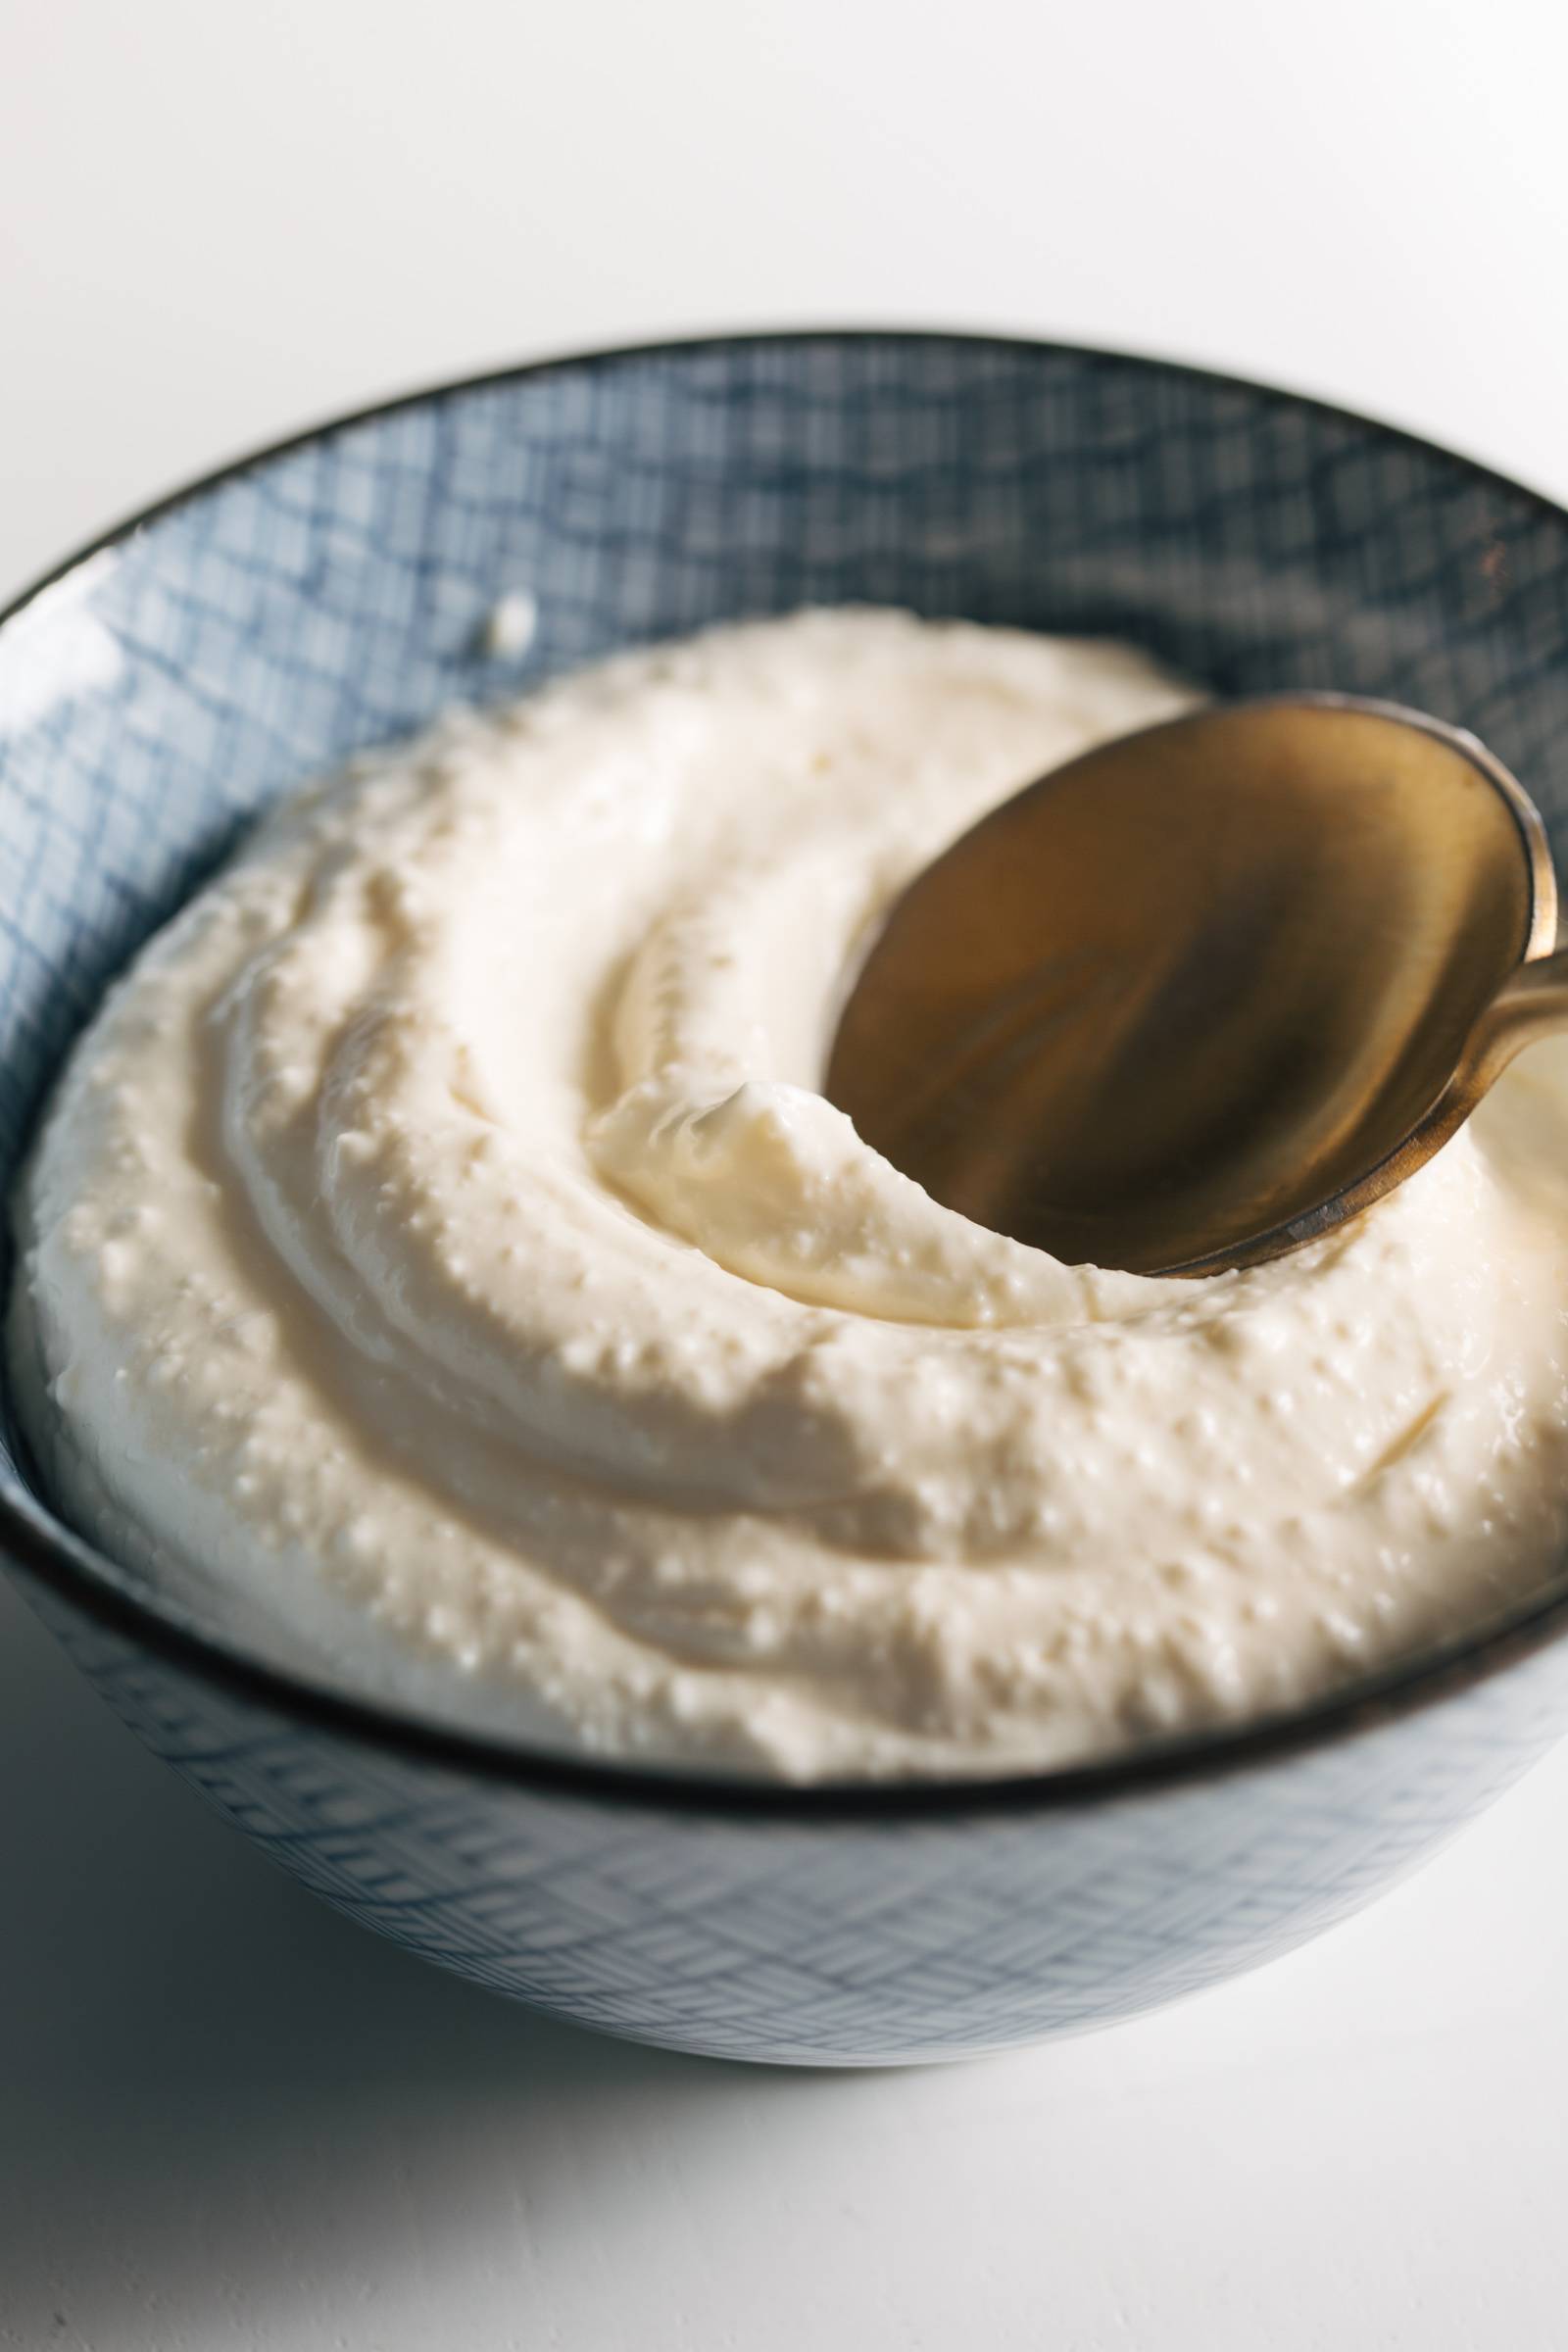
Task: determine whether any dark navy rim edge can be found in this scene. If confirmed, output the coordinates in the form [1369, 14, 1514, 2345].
[4, 323, 1568, 1818]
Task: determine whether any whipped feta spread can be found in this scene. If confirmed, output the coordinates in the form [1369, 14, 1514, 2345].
[13, 611, 1568, 1781]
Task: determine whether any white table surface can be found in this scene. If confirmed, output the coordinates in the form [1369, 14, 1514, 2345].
[5, 3, 1568, 2344]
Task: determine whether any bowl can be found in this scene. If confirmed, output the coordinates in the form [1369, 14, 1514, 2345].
[5, 330, 1568, 2068]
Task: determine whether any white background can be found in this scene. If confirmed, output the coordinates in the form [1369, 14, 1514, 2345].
[4, 2, 1568, 2345]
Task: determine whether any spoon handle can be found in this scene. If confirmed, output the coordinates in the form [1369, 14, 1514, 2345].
[1462, 950, 1568, 1094]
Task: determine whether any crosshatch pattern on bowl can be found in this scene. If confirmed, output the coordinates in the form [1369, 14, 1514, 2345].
[18, 1562, 1568, 2062]
[5, 332, 1568, 2062]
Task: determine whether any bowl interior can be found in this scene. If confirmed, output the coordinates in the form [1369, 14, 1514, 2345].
[4, 330, 1568, 1742]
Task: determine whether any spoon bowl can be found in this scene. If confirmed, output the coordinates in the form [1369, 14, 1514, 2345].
[828, 695, 1568, 1274]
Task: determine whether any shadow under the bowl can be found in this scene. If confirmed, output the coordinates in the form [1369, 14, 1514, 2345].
[12, 1561, 1568, 2348]
[0, 1576, 723, 2340]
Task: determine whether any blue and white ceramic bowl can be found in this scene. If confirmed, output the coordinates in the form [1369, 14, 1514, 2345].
[5, 332, 1568, 2067]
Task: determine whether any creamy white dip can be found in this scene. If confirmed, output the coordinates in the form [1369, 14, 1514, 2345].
[13, 611, 1568, 1780]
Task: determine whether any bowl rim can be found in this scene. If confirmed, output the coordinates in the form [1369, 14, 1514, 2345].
[6, 321, 1568, 1818]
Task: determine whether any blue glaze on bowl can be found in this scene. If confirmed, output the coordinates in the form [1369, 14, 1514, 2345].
[4, 332, 1568, 2065]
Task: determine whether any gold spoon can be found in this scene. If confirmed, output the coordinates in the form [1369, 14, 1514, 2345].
[826, 694, 1568, 1277]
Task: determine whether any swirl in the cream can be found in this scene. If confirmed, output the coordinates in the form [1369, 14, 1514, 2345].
[13, 612, 1568, 1779]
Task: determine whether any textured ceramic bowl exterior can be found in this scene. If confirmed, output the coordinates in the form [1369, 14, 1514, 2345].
[5, 333, 1568, 2065]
